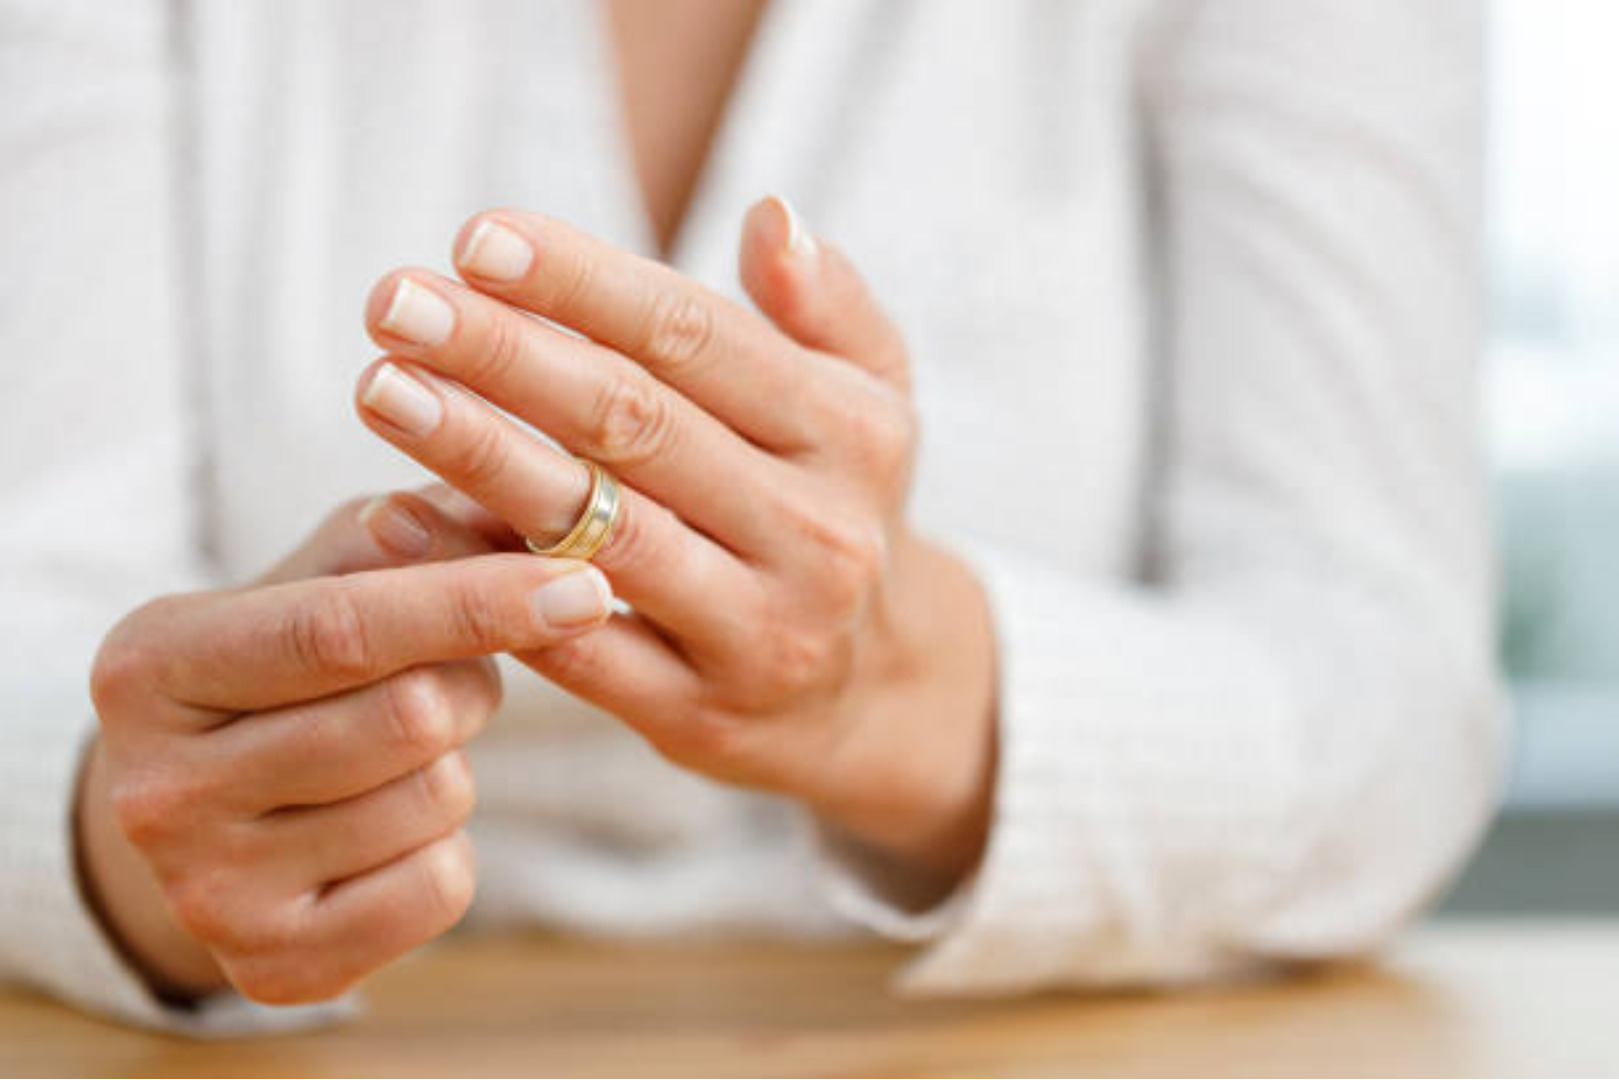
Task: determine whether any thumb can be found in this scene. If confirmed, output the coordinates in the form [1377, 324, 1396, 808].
[738, 195, 909, 388]
[259, 484, 503, 585]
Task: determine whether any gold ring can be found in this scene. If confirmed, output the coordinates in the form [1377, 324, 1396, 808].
[524, 460, 621, 561]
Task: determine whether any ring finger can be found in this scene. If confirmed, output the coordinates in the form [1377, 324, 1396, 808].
[354, 357, 763, 653]
[258, 752, 476, 889]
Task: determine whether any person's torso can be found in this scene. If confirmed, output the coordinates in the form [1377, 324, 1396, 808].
[183, 0, 1158, 935]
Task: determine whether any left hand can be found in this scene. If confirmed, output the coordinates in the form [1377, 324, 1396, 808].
[354, 198, 997, 880]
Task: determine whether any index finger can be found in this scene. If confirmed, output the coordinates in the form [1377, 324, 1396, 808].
[155, 554, 613, 712]
[449, 210, 814, 451]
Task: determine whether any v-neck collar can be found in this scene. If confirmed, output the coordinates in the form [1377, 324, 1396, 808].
[584, 0, 876, 282]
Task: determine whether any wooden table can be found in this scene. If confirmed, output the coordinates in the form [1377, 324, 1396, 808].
[3, 919, 1616, 1077]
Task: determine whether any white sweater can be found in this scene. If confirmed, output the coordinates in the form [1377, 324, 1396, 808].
[0, 0, 1502, 1033]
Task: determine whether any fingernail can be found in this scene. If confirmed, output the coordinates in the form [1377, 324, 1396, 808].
[362, 362, 443, 436]
[531, 566, 613, 630]
[772, 194, 816, 258]
[380, 278, 455, 346]
[458, 220, 534, 281]
[359, 496, 433, 558]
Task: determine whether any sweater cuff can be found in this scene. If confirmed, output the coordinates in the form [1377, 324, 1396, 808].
[807, 539, 1280, 993]
[804, 817, 978, 944]
[0, 675, 351, 1035]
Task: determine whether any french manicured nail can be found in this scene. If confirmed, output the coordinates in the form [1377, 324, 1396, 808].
[458, 220, 534, 281]
[380, 278, 455, 346]
[359, 496, 432, 558]
[531, 566, 613, 630]
[362, 362, 443, 436]
[773, 194, 816, 257]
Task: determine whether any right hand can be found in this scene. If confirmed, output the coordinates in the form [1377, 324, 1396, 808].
[76, 488, 615, 1004]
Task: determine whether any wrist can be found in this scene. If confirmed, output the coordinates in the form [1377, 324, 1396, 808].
[811, 532, 998, 882]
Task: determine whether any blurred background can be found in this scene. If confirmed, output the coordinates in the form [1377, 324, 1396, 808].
[1442, 0, 1619, 915]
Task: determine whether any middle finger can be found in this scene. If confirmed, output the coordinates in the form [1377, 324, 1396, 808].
[364, 270, 789, 558]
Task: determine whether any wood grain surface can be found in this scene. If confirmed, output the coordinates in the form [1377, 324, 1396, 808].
[2, 920, 1615, 1077]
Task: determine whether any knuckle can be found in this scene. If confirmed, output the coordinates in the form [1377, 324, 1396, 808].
[470, 307, 525, 384]
[470, 656, 505, 715]
[419, 835, 477, 928]
[448, 415, 513, 491]
[381, 670, 455, 760]
[90, 597, 186, 716]
[446, 577, 510, 654]
[109, 776, 186, 850]
[286, 585, 374, 682]
[549, 244, 598, 312]
[165, 870, 249, 949]
[756, 627, 835, 702]
[416, 753, 477, 826]
[268, 700, 329, 763]
[846, 396, 916, 488]
[585, 374, 674, 467]
[872, 334, 913, 387]
[825, 526, 887, 615]
[785, 500, 886, 617]
[640, 289, 716, 373]
[89, 637, 157, 719]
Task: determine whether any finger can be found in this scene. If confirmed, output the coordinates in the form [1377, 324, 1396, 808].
[262, 752, 475, 887]
[446, 209, 820, 450]
[735, 198, 917, 488]
[354, 357, 766, 653]
[157, 555, 615, 712]
[361, 273, 790, 554]
[258, 497, 388, 584]
[259, 486, 504, 587]
[414, 482, 524, 550]
[738, 196, 910, 389]
[515, 610, 704, 739]
[514, 611, 765, 778]
[257, 494, 441, 586]
[206, 659, 500, 811]
[356, 360, 588, 541]
[235, 831, 476, 1003]
[356, 488, 504, 562]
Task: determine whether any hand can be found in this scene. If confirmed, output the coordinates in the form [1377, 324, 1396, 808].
[355, 199, 997, 882]
[78, 488, 615, 1003]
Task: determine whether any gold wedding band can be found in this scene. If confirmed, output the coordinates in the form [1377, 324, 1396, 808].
[525, 460, 621, 562]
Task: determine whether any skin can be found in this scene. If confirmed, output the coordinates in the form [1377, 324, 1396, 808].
[77, 1, 998, 1005]
[76, 489, 615, 1001]
[605, 0, 770, 256]
[359, 199, 998, 877]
